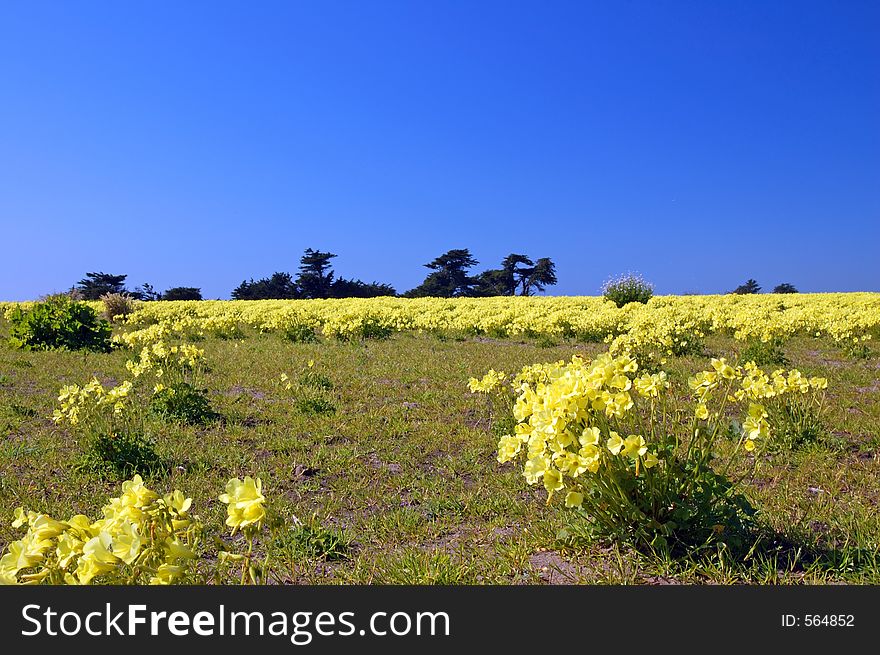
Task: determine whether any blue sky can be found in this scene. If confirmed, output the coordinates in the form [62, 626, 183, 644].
[1, 0, 878, 300]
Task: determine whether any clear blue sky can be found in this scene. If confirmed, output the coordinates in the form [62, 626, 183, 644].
[1, 1, 878, 300]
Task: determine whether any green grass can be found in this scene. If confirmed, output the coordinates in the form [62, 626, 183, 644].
[1, 326, 879, 584]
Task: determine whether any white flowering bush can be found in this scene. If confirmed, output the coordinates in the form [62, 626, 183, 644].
[601, 272, 654, 308]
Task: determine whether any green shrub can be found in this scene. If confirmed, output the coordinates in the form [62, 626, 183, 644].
[765, 397, 826, 451]
[773, 283, 798, 294]
[731, 279, 762, 294]
[271, 517, 350, 561]
[841, 339, 872, 360]
[76, 432, 165, 478]
[299, 369, 333, 391]
[601, 273, 654, 308]
[334, 316, 393, 341]
[8, 295, 112, 352]
[739, 338, 789, 367]
[362, 318, 393, 340]
[162, 287, 202, 301]
[561, 457, 756, 555]
[283, 323, 318, 343]
[295, 396, 336, 415]
[150, 382, 219, 424]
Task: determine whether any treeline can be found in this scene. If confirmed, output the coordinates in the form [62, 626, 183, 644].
[70, 273, 202, 301]
[64, 247, 559, 301]
[60, 267, 800, 302]
[730, 279, 799, 294]
[403, 249, 556, 298]
[231, 249, 395, 300]
[232, 248, 557, 299]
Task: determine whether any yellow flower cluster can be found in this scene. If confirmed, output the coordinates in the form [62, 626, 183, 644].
[218, 476, 266, 535]
[125, 341, 206, 380]
[485, 351, 829, 504]
[257, 309, 322, 334]
[1, 476, 199, 585]
[687, 358, 827, 451]
[467, 369, 507, 393]
[2, 475, 270, 585]
[52, 337, 208, 434]
[607, 304, 706, 363]
[52, 379, 133, 426]
[4, 293, 879, 350]
[111, 313, 243, 348]
[495, 353, 655, 502]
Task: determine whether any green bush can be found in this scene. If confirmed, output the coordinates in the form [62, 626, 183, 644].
[76, 432, 165, 478]
[739, 338, 789, 367]
[559, 456, 756, 555]
[271, 517, 350, 561]
[765, 397, 826, 451]
[773, 283, 798, 294]
[294, 396, 336, 415]
[162, 287, 202, 301]
[334, 316, 393, 341]
[8, 295, 112, 352]
[840, 339, 872, 360]
[299, 369, 333, 391]
[601, 273, 654, 308]
[150, 383, 219, 425]
[283, 323, 318, 343]
[360, 317, 393, 340]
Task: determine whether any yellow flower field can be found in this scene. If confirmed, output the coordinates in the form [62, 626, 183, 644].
[1, 293, 879, 584]
[5, 293, 876, 352]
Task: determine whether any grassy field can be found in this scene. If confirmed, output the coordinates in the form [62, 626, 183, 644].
[2, 324, 879, 584]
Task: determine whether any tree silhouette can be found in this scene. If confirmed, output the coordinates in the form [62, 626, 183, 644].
[231, 248, 397, 300]
[731, 279, 762, 294]
[232, 272, 299, 300]
[131, 283, 160, 301]
[772, 283, 798, 294]
[405, 249, 479, 297]
[296, 249, 337, 299]
[523, 257, 558, 295]
[473, 268, 515, 296]
[76, 272, 128, 300]
[472, 253, 558, 296]
[502, 254, 534, 295]
[163, 287, 203, 300]
[330, 278, 396, 298]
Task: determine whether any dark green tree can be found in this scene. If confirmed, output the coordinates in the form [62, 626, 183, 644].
[163, 287, 203, 301]
[472, 254, 558, 296]
[772, 283, 798, 294]
[731, 279, 762, 294]
[473, 268, 515, 296]
[330, 278, 396, 298]
[404, 249, 479, 297]
[523, 257, 558, 296]
[503, 254, 534, 295]
[232, 272, 299, 300]
[76, 272, 128, 300]
[131, 283, 161, 301]
[296, 249, 337, 299]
